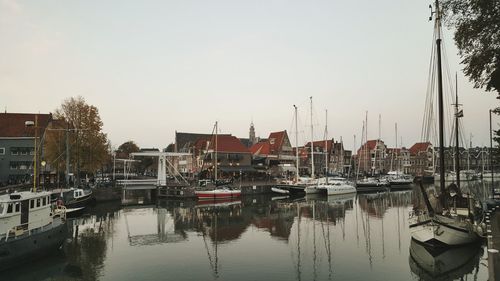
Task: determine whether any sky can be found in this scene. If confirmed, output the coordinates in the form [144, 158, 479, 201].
[1, 0, 497, 151]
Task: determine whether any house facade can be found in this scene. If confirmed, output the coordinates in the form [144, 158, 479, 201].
[0, 113, 52, 185]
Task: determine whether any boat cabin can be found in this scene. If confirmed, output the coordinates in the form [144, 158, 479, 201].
[0, 191, 53, 239]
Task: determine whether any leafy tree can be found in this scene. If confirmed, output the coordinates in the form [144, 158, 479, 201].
[442, 0, 500, 93]
[116, 141, 140, 158]
[45, 96, 109, 183]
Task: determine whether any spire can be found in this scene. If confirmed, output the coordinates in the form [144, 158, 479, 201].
[249, 121, 256, 145]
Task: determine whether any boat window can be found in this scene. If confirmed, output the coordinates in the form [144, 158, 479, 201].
[7, 204, 12, 214]
[0, 204, 4, 214]
[42, 197, 46, 206]
[30, 200, 34, 209]
[15, 203, 20, 213]
[36, 199, 40, 207]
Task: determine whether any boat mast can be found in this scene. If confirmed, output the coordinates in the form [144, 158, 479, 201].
[324, 109, 328, 183]
[454, 72, 461, 188]
[434, 0, 447, 207]
[310, 97, 315, 178]
[294, 105, 299, 182]
[215, 121, 218, 182]
[33, 114, 38, 192]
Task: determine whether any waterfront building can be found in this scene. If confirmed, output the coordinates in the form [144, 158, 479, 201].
[355, 139, 387, 175]
[384, 147, 411, 174]
[408, 142, 433, 176]
[194, 135, 253, 177]
[249, 130, 295, 176]
[0, 112, 53, 186]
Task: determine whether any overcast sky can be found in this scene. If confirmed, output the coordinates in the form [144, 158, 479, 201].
[1, 0, 497, 150]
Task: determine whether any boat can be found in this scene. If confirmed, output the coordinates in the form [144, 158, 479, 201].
[387, 171, 414, 189]
[409, 0, 481, 247]
[409, 239, 482, 281]
[272, 105, 307, 195]
[355, 177, 389, 192]
[51, 188, 94, 209]
[0, 191, 67, 271]
[320, 179, 356, 196]
[195, 122, 242, 200]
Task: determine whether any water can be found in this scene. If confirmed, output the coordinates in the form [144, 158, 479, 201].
[2, 186, 493, 281]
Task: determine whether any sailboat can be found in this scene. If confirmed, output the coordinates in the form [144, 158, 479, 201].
[313, 110, 356, 196]
[195, 122, 241, 200]
[273, 105, 306, 195]
[305, 97, 327, 195]
[408, 0, 481, 247]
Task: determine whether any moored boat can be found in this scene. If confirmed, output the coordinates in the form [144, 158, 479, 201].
[0, 191, 67, 271]
[195, 188, 241, 200]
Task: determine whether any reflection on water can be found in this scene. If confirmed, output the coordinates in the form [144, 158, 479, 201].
[409, 239, 483, 281]
[2, 188, 493, 281]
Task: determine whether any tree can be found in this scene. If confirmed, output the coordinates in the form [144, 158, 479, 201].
[442, 0, 500, 94]
[116, 141, 140, 158]
[45, 96, 109, 184]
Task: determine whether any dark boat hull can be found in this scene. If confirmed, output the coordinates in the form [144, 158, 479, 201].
[274, 184, 305, 196]
[65, 193, 94, 209]
[0, 222, 68, 271]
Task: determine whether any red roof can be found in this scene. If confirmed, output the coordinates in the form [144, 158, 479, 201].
[207, 135, 250, 153]
[0, 113, 52, 138]
[268, 131, 287, 154]
[249, 142, 271, 155]
[305, 139, 333, 151]
[356, 140, 378, 155]
[409, 142, 432, 155]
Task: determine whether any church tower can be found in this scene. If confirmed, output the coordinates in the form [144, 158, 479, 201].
[249, 122, 256, 145]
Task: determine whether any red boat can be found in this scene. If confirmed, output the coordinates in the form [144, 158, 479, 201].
[195, 188, 241, 200]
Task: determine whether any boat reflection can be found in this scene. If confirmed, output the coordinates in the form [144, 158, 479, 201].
[409, 239, 483, 281]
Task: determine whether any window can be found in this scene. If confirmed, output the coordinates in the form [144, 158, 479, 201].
[10, 147, 18, 155]
[36, 199, 40, 207]
[42, 197, 46, 206]
[30, 200, 34, 209]
[15, 203, 20, 213]
[7, 204, 12, 214]
[0, 204, 4, 214]
[0, 148, 4, 155]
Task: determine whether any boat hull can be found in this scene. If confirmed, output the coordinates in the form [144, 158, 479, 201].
[195, 190, 241, 200]
[0, 220, 68, 271]
[409, 214, 478, 247]
[274, 185, 305, 195]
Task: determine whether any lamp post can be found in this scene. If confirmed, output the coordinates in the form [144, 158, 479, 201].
[490, 109, 494, 198]
[25, 115, 38, 192]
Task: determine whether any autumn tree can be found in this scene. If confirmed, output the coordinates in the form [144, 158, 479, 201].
[116, 141, 140, 158]
[45, 96, 109, 185]
[442, 0, 500, 94]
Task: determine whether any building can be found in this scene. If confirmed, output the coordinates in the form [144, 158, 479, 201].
[0, 113, 53, 185]
[384, 147, 411, 174]
[194, 135, 253, 178]
[408, 142, 433, 176]
[249, 130, 295, 176]
[355, 140, 387, 175]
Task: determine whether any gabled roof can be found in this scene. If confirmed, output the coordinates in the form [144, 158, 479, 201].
[249, 142, 271, 156]
[175, 132, 230, 152]
[0, 113, 52, 138]
[206, 135, 250, 153]
[409, 142, 432, 155]
[356, 140, 379, 155]
[268, 131, 287, 154]
[305, 139, 333, 151]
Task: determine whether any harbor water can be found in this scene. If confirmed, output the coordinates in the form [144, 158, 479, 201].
[2, 182, 498, 281]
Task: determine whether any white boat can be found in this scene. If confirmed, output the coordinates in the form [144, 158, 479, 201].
[0, 191, 67, 270]
[195, 188, 241, 200]
[321, 180, 356, 196]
